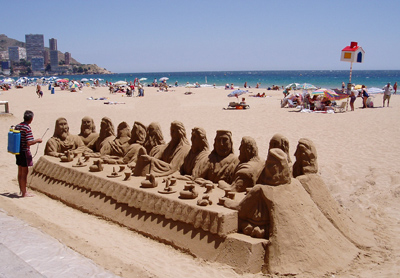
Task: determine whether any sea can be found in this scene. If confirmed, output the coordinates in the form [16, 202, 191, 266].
[42, 70, 400, 89]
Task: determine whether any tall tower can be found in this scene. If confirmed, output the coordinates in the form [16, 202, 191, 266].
[65, 52, 71, 65]
[25, 34, 44, 61]
[49, 38, 57, 51]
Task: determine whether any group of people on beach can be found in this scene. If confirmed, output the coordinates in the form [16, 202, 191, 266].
[281, 81, 396, 111]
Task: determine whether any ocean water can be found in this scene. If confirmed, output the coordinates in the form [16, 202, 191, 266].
[52, 70, 400, 89]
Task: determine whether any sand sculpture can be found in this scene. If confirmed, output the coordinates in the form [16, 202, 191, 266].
[143, 122, 165, 155]
[293, 138, 375, 248]
[292, 138, 318, 178]
[122, 121, 147, 166]
[92, 117, 116, 153]
[180, 127, 210, 178]
[37, 117, 374, 276]
[200, 130, 239, 183]
[134, 121, 191, 177]
[218, 136, 264, 192]
[101, 121, 131, 158]
[44, 117, 87, 157]
[78, 116, 99, 149]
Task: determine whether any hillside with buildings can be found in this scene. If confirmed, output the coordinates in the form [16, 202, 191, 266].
[0, 34, 112, 76]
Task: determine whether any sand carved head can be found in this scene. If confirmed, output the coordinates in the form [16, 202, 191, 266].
[99, 117, 115, 138]
[293, 138, 318, 177]
[53, 117, 69, 140]
[269, 133, 291, 163]
[262, 148, 291, 186]
[191, 127, 209, 153]
[116, 122, 131, 139]
[239, 136, 259, 163]
[130, 121, 146, 144]
[213, 130, 233, 157]
[170, 121, 189, 146]
[80, 116, 96, 137]
[144, 122, 165, 153]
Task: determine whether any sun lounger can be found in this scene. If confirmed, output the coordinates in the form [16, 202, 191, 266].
[334, 102, 347, 113]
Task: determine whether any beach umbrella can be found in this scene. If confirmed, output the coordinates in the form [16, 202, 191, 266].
[285, 83, 301, 90]
[227, 89, 248, 97]
[139, 78, 147, 81]
[114, 81, 127, 86]
[311, 88, 329, 95]
[56, 79, 68, 83]
[368, 87, 384, 94]
[312, 88, 348, 100]
[81, 78, 89, 82]
[70, 83, 79, 90]
[299, 83, 317, 90]
[159, 77, 169, 82]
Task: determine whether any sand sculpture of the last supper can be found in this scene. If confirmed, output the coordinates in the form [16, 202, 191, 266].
[28, 116, 375, 276]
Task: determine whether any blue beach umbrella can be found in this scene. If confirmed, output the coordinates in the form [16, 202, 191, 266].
[299, 83, 317, 90]
[228, 89, 248, 97]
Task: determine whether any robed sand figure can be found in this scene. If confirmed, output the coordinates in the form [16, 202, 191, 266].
[123, 121, 147, 167]
[143, 122, 165, 155]
[201, 130, 239, 183]
[44, 117, 86, 157]
[78, 116, 98, 149]
[180, 127, 210, 178]
[293, 138, 374, 248]
[92, 117, 116, 154]
[101, 121, 131, 158]
[134, 121, 191, 177]
[218, 136, 264, 192]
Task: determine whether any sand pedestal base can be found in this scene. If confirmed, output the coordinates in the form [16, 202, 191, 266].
[28, 156, 267, 273]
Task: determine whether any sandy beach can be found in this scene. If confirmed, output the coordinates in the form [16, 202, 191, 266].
[1, 84, 400, 277]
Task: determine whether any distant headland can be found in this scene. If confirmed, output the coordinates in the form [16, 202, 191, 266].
[0, 34, 112, 76]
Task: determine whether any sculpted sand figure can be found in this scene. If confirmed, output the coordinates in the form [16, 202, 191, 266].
[122, 121, 147, 166]
[78, 116, 98, 149]
[180, 127, 210, 178]
[293, 138, 375, 248]
[92, 117, 116, 153]
[292, 138, 318, 178]
[201, 130, 239, 183]
[101, 122, 131, 158]
[134, 121, 191, 177]
[218, 136, 264, 192]
[143, 122, 165, 155]
[224, 148, 359, 274]
[268, 133, 291, 163]
[44, 117, 86, 157]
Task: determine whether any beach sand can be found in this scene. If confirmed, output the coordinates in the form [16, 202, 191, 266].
[0, 84, 400, 277]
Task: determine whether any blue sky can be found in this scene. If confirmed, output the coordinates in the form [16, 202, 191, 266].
[4, 0, 400, 73]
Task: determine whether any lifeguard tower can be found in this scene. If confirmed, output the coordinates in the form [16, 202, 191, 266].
[341, 41, 365, 63]
[341, 41, 365, 92]
[340, 41, 365, 110]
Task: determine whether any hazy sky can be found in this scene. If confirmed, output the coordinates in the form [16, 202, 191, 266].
[4, 0, 400, 73]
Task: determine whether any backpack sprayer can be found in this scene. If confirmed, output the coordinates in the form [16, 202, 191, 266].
[8, 126, 49, 157]
[7, 126, 20, 154]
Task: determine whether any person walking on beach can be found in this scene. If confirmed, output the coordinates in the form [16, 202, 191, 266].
[36, 84, 42, 98]
[383, 83, 392, 107]
[362, 85, 369, 108]
[14, 110, 42, 197]
[349, 90, 356, 111]
[393, 82, 397, 95]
